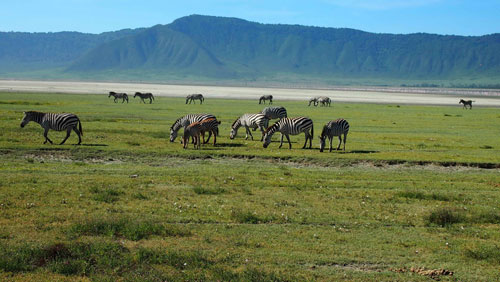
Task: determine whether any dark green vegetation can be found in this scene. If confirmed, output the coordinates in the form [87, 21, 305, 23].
[2, 15, 500, 87]
[1, 92, 499, 281]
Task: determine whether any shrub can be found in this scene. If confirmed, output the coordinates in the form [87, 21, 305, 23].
[69, 217, 191, 240]
[425, 207, 465, 227]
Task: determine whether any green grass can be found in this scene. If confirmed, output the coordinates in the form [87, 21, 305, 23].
[0, 91, 499, 281]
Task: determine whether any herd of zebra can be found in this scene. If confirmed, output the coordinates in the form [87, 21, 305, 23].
[108, 91, 155, 104]
[169, 105, 350, 152]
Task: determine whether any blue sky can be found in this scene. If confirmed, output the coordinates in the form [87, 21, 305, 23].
[1, 0, 498, 35]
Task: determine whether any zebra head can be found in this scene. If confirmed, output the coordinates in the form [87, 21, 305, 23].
[20, 111, 31, 128]
[108, 91, 115, 98]
[169, 127, 178, 142]
[319, 135, 326, 152]
[229, 118, 241, 139]
[262, 132, 272, 148]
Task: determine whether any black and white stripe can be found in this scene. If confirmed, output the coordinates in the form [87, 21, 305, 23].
[186, 94, 204, 104]
[134, 92, 154, 104]
[260, 106, 287, 120]
[262, 117, 313, 149]
[230, 113, 270, 141]
[259, 95, 273, 104]
[20, 111, 83, 145]
[318, 96, 331, 107]
[319, 118, 349, 152]
[308, 97, 319, 106]
[170, 113, 216, 142]
[108, 92, 129, 103]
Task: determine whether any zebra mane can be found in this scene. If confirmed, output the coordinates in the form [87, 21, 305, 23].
[320, 125, 328, 138]
[25, 111, 45, 117]
[171, 116, 184, 130]
[263, 122, 279, 134]
[231, 118, 240, 128]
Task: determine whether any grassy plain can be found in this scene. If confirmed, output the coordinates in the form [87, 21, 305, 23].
[0, 92, 499, 281]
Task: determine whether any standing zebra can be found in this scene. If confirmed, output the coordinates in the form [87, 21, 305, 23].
[230, 113, 270, 141]
[134, 92, 154, 104]
[199, 118, 221, 145]
[170, 113, 216, 143]
[318, 96, 331, 107]
[459, 99, 473, 109]
[263, 117, 313, 149]
[319, 119, 349, 152]
[259, 95, 273, 104]
[308, 97, 319, 107]
[260, 106, 287, 120]
[186, 94, 204, 104]
[183, 122, 203, 149]
[108, 92, 129, 103]
[20, 111, 83, 145]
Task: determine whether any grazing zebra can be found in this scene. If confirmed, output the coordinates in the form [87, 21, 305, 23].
[20, 111, 83, 145]
[170, 113, 216, 143]
[183, 122, 203, 149]
[260, 106, 287, 120]
[459, 99, 473, 109]
[308, 97, 319, 107]
[319, 119, 349, 152]
[259, 95, 273, 104]
[318, 96, 331, 107]
[186, 94, 204, 104]
[108, 91, 129, 103]
[199, 118, 221, 145]
[230, 113, 270, 141]
[263, 117, 313, 149]
[134, 92, 154, 104]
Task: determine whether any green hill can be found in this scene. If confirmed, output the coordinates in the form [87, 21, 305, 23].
[1, 15, 499, 87]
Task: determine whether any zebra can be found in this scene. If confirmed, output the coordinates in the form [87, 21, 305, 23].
[186, 94, 204, 104]
[230, 113, 270, 141]
[260, 106, 287, 120]
[134, 92, 154, 104]
[108, 91, 129, 103]
[199, 118, 221, 145]
[170, 113, 216, 143]
[318, 96, 331, 107]
[183, 122, 203, 149]
[262, 117, 313, 149]
[259, 95, 273, 104]
[308, 97, 319, 107]
[459, 99, 473, 109]
[20, 111, 83, 145]
[319, 119, 349, 152]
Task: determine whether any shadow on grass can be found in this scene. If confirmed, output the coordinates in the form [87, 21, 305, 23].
[211, 143, 245, 147]
[81, 144, 108, 147]
[344, 150, 379, 154]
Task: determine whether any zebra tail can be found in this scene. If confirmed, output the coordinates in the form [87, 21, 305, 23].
[79, 119, 83, 136]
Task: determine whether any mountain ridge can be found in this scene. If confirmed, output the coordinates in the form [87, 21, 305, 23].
[1, 15, 499, 87]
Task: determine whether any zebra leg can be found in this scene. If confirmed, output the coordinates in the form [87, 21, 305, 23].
[245, 126, 253, 140]
[212, 129, 217, 145]
[205, 131, 212, 144]
[329, 136, 334, 152]
[343, 134, 347, 151]
[60, 128, 72, 145]
[285, 134, 292, 149]
[43, 128, 53, 144]
[279, 134, 284, 148]
[337, 136, 342, 150]
[114, 98, 118, 103]
[73, 127, 82, 145]
[149, 98, 152, 104]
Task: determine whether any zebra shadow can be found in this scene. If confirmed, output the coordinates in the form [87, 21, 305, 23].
[212, 143, 245, 147]
[80, 144, 109, 147]
[343, 150, 378, 154]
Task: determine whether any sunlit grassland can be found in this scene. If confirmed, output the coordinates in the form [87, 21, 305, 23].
[0, 92, 499, 281]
